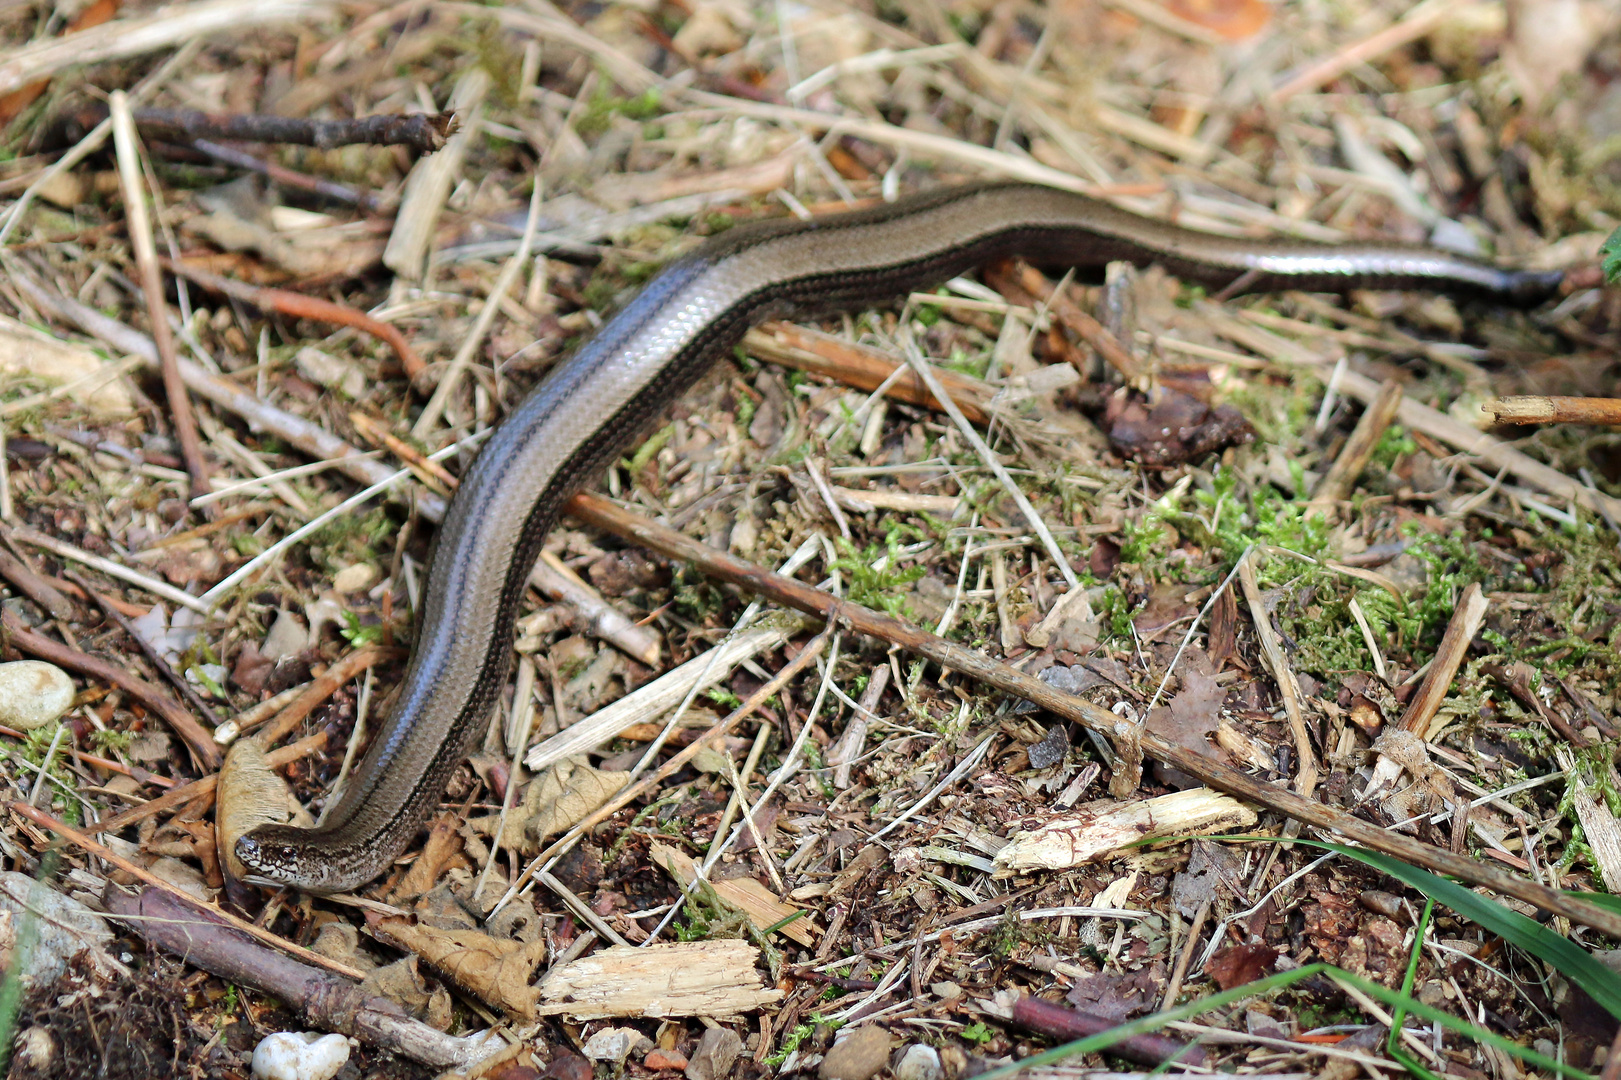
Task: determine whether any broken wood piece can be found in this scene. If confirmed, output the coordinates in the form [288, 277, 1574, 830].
[533, 939, 784, 1018]
[1483, 395, 1621, 427]
[991, 788, 1257, 874]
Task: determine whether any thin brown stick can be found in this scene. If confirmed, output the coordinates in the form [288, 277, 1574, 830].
[110, 92, 209, 508]
[134, 107, 456, 152]
[990, 260, 1146, 383]
[64, 569, 223, 730]
[1399, 583, 1489, 736]
[11, 799, 365, 979]
[744, 323, 994, 425]
[562, 491, 1621, 938]
[1483, 396, 1621, 427]
[1310, 378, 1404, 511]
[252, 646, 390, 749]
[1271, 0, 1461, 102]
[1237, 553, 1317, 798]
[84, 731, 325, 837]
[0, 608, 220, 770]
[165, 260, 424, 379]
[0, 542, 72, 620]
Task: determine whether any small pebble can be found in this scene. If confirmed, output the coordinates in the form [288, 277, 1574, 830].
[332, 564, 377, 593]
[250, 1032, 350, 1080]
[894, 1044, 942, 1080]
[646, 1049, 689, 1071]
[0, 661, 74, 730]
[686, 1027, 742, 1080]
[582, 1027, 650, 1063]
[818, 1026, 893, 1080]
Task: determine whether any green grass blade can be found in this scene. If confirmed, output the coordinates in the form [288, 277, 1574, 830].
[1260, 837, 1621, 1022]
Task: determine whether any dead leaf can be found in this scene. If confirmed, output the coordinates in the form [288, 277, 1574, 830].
[389, 813, 467, 903]
[1107, 388, 1254, 466]
[1065, 964, 1166, 1021]
[375, 915, 549, 1019]
[1205, 943, 1278, 989]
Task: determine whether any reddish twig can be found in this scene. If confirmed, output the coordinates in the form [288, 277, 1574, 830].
[251, 646, 391, 748]
[163, 259, 424, 379]
[1010, 994, 1205, 1068]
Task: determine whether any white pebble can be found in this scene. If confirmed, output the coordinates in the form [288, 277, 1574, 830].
[895, 1044, 942, 1080]
[0, 661, 74, 730]
[250, 1032, 350, 1080]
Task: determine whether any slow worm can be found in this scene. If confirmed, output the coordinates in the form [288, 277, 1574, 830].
[234, 181, 1562, 892]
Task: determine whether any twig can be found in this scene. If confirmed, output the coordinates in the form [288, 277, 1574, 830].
[1309, 378, 1404, 512]
[189, 139, 383, 211]
[1011, 993, 1204, 1067]
[163, 260, 423, 379]
[1484, 396, 1621, 427]
[109, 91, 209, 508]
[0, 608, 221, 770]
[8, 523, 211, 615]
[1237, 552, 1317, 798]
[561, 491, 1621, 938]
[105, 887, 493, 1068]
[63, 569, 223, 729]
[744, 324, 995, 425]
[134, 107, 455, 151]
[250, 646, 389, 749]
[1399, 583, 1489, 737]
[1271, 0, 1465, 101]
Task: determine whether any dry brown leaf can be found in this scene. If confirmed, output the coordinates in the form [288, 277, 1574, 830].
[375, 915, 549, 1019]
[388, 812, 467, 903]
